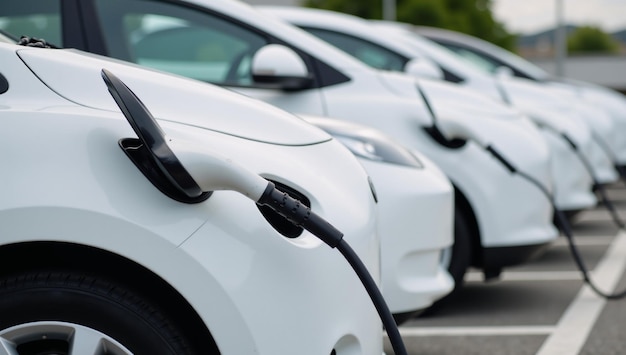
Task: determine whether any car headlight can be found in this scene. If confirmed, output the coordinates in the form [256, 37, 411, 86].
[333, 134, 423, 168]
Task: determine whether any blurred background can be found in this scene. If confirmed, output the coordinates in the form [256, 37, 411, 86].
[243, 0, 626, 93]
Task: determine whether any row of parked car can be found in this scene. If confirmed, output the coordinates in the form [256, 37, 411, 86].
[1, 0, 625, 354]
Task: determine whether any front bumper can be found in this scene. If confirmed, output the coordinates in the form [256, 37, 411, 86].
[360, 151, 454, 315]
[587, 133, 619, 184]
[540, 128, 597, 212]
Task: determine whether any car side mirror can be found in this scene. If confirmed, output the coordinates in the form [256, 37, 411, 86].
[251, 44, 313, 90]
[495, 66, 514, 79]
[404, 57, 443, 80]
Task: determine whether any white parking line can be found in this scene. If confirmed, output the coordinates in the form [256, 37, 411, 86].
[536, 229, 626, 355]
[465, 271, 583, 282]
[398, 326, 554, 337]
[462, 236, 614, 283]
[576, 210, 625, 221]
[394, 229, 626, 351]
[552, 236, 614, 247]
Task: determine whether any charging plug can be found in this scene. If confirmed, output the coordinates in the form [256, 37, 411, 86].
[435, 116, 490, 147]
[257, 183, 343, 247]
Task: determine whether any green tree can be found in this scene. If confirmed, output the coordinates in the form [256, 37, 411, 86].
[567, 26, 619, 54]
[305, 0, 382, 19]
[304, 0, 517, 50]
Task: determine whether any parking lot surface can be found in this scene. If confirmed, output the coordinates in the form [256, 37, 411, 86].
[386, 184, 626, 354]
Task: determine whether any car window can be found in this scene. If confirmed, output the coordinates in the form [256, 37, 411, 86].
[444, 46, 500, 74]
[93, 0, 269, 85]
[435, 39, 546, 81]
[0, 0, 62, 46]
[302, 27, 408, 71]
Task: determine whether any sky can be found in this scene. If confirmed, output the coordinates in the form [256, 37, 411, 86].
[492, 0, 626, 34]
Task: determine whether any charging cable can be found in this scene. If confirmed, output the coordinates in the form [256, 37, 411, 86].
[486, 144, 626, 299]
[590, 132, 626, 186]
[257, 184, 407, 355]
[558, 133, 625, 229]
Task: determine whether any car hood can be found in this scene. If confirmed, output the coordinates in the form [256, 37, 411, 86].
[15, 47, 331, 146]
[374, 70, 521, 121]
[417, 78, 522, 121]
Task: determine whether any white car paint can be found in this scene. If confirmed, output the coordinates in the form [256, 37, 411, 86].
[29, 0, 559, 294]
[414, 25, 626, 172]
[0, 42, 383, 354]
[85, 0, 561, 282]
[261, 6, 609, 212]
[0, 1, 456, 321]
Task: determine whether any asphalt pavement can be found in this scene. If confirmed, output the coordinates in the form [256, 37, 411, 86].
[385, 183, 626, 355]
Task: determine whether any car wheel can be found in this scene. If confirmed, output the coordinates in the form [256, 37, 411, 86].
[446, 208, 472, 291]
[0, 270, 215, 355]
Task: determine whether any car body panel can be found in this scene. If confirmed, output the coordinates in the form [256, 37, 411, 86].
[16, 48, 332, 147]
[262, 7, 601, 212]
[415, 25, 626, 169]
[4, 0, 558, 279]
[0, 42, 383, 354]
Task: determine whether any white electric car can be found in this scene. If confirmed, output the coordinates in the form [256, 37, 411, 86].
[415, 25, 626, 174]
[8, 0, 559, 294]
[384, 23, 621, 186]
[260, 6, 614, 214]
[0, 5, 457, 323]
[0, 41, 387, 354]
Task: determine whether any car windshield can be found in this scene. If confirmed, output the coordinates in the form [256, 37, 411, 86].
[398, 31, 491, 79]
[0, 0, 62, 46]
[438, 34, 550, 81]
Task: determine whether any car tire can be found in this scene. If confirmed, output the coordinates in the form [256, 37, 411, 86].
[447, 208, 472, 291]
[0, 269, 216, 355]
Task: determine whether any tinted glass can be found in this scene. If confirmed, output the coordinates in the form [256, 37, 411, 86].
[94, 0, 268, 85]
[0, 0, 62, 46]
[304, 27, 408, 71]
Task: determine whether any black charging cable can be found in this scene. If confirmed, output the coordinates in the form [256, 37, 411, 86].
[590, 132, 626, 186]
[257, 184, 408, 355]
[485, 144, 626, 299]
[559, 133, 625, 229]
